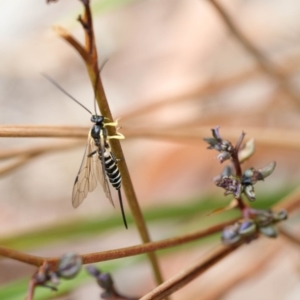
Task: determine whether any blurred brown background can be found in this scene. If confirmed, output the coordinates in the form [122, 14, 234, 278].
[1, 0, 300, 299]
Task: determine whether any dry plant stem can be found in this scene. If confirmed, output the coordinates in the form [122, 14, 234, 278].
[0, 246, 44, 267]
[274, 186, 300, 213]
[207, 0, 300, 106]
[0, 155, 35, 176]
[202, 242, 282, 300]
[0, 219, 238, 267]
[55, 0, 164, 286]
[53, 26, 89, 62]
[79, 219, 238, 264]
[26, 279, 35, 300]
[1, 188, 300, 286]
[2, 125, 300, 151]
[279, 227, 300, 247]
[140, 244, 241, 300]
[122, 126, 300, 151]
[231, 137, 246, 212]
[0, 141, 84, 159]
[0, 125, 88, 138]
[0, 142, 84, 176]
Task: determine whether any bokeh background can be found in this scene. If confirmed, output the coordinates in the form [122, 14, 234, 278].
[1, 0, 300, 299]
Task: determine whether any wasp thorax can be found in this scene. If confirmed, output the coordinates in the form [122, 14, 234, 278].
[91, 115, 104, 124]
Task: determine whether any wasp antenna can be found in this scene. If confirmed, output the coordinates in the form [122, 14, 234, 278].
[93, 59, 109, 115]
[42, 73, 92, 115]
[117, 189, 128, 229]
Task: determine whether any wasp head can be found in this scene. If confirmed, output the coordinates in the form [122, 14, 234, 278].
[91, 115, 104, 125]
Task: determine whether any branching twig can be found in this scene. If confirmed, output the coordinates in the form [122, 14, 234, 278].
[53, 0, 165, 285]
[0, 219, 238, 267]
[139, 244, 241, 300]
[0, 188, 299, 297]
[201, 242, 282, 300]
[0, 246, 45, 267]
[1, 184, 300, 268]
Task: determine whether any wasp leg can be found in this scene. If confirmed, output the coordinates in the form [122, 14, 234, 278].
[104, 119, 125, 140]
[104, 118, 120, 127]
[107, 132, 125, 140]
[87, 150, 97, 157]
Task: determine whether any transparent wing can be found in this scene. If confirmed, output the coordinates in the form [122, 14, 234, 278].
[97, 135, 114, 207]
[72, 132, 100, 208]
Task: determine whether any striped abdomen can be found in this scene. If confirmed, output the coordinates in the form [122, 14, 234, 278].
[99, 148, 121, 190]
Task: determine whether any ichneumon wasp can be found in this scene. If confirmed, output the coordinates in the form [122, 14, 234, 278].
[42, 68, 128, 229]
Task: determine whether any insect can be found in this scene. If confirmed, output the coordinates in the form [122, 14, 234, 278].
[42, 73, 128, 229]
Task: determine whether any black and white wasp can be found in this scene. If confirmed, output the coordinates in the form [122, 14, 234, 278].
[42, 74, 128, 229]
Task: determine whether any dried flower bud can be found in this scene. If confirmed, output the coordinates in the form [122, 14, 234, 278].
[204, 127, 234, 163]
[259, 225, 278, 238]
[242, 168, 263, 185]
[57, 253, 82, 279]
[35, 272, 48, 284]
[238, 138, 255, 163]
[238, 219, 257, 237]
[98, 273, 114, 290]
[211, 126, 222, 140]
[222, 166, 234, 177]
[272, 209, 288, 222]
[243, 184, 256, 201]
[221, 224, 241, 245]
[86, 265, 114, 291]
[217, 151, 231, 163]
[258, 161, 276, 179]
[49, 272, 60, 286]
[86, 265, 101, 277]
[215, 176, 242, 198]
[254, 210, 273, 227]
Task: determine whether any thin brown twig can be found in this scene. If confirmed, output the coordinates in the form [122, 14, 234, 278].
[0, 156, 35, 176]
[201, 242, 282, 300]
[274, 186, 300, 213]
[1, 185, 300, 268]
[207, 0, 300, 107]
[54, 1, 164, 285]
[0, 141, 84, 177]
[79, 219, 238, 264]
[0, 246, 45, 267]
[122, 126, 300, 151]
[0, 125, 88, 138]
[0, 188, 299, 299]
[279, 227, 300, 247]
[139, 244, 242, 300]
[109, 188, 300, 299]
[0, 218, 237, 267]
[0, 141, 84, 159]
[1, 125, 300, 150]
[53, 26, 90, 62]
